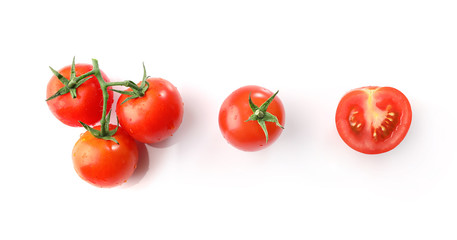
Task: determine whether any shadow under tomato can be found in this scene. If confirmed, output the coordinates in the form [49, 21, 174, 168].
[121, 141, 149, 188]
[147, 134, 181, 149]
[148, 86, 208, 151]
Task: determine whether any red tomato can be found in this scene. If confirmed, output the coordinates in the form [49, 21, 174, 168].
[116, 78, 184, 144]
[46, 63, 113, 127]
[219, 85, 285, 151]
[335, 86, 412, 154]
[72, 125, 138, 188]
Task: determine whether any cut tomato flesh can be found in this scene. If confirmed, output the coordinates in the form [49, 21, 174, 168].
[335, 86, 412, 154]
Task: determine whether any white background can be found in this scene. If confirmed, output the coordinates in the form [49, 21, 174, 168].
[1, 0, 456, 239]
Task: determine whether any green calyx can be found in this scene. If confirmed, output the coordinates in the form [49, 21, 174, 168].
[79, 110, 120, 144]
[245, 90, 284, 143]
[109, 62, 150, 105]
[46, 57, 93, 101]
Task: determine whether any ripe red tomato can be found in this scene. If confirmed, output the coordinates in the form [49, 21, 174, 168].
[219, 85, 285, 151]
[335, 86, 412, 154]
[116, 78, 184, 144]
[46, 63, 113, 127]
[72, 125, 138, 188]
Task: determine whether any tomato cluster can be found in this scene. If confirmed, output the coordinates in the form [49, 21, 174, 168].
[46, 58, 184, 187]
[46, 58, 413, 188]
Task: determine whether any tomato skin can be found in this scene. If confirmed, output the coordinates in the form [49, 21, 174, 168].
[335, 86, 412, 154]
[72, 125, 138, 188]
[116, 78, 184, 144]
[46, 63, 113, 127]
[219, 85, 285, 151]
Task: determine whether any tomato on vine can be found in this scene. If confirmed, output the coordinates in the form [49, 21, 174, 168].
[335, 86, 412, 154]
[219, 85, 285, 151]
[72, 124, 138, 188]
[46, 58, 113, 127]
[115, 65, 184, 144]
[46, 58, 154, 188]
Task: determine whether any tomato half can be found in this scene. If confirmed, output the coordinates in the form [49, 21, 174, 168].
[46, 63, 113, 127]
[335, 86, 412, 154]
[72, 125, 138, 188]
[219, 85, 285, 151]
[116, 78, 184, 144]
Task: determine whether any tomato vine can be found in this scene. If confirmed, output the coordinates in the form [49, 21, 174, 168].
[46, 57, 150, 143]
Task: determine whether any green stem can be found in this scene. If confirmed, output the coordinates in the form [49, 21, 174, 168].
[255, 109, 265, 118]
[105, 80, 144, 96]
[68, 71, 94, 88]
[91, 59, 110, 136]
[87, 59, 148, 138]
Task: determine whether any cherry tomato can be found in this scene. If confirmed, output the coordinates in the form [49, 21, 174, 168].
[335, 86, 412, 154]
[72, 125, 138, 188]
[116, 78, 184, 144]
[219, 85, 285, 151]
[46, 63, 113, 127]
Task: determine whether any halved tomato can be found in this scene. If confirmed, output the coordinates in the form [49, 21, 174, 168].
[335, 86, 412, 154]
